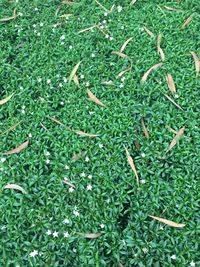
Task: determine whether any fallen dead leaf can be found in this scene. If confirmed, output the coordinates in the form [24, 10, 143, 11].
[112, 51, 129, 59]
[120, 37, 133, 53]
[149, 215, 185, 228]
[59, 14, 73, 18]
[71, 151, 87, 161]
[50, 117, 71, 130]
[191, 52, 200, 75]
[78, 25, 97, 33]
[124, 146, 139, 187]
[130, 0, 137, 5]
[166, 74, 176, 93]
[141, 63, 162, 83]
[87, 89, 107, 107]
[0, 93, 14, 106]
[74, 130, 99, 137]
[73, 74, 80, 87]
[141, 118, 149, 139]
[62, 1, 78, 4]
[116, 66, 132, 78]
[167, 126, 185, 153]
[76, 232, 102, 238]
[143, 27, 154, 37]
[157, 34, 165, 61]
[4, 183, 27, 194]
[63, 178, 76, 188]
[2, 140, 29, 155]
[0, 9, 17, 22]
[164, 94, 184, 111]
[69, 61, 81, 85]
[95, 0, 109, 12]
[181, 13, 195, 29]
[101, 81, 114, 85]
[163, 6, 180, 11]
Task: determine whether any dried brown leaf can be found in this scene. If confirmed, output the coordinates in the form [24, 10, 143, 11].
[181, 13, 195, 29]
[164, 94, 184, 111]
[69, 61, 81, 84]
[141, 118, 149, 139]
[2, 140, 29, 155]
[141, 63, 162, 83]
[191, 52, 200, 75]
[87, 89, 107, 107]
[157, 34, 165, 61]
[78, 25, 97, 33]
[166, 74, 176, 93]
[124, 146, 139, 187]
[116, 66, 132, 78]
[163, 6, 180, 11]
[130, 0, 137, 5]
[112, 51, 129, 59]
[143, 27, 154, 37]
[120, 37, 133, 53]
[71, 151, 87, 161]
[149, 215, 185, 228]
[167, 126, 185, 153]
[101, 80, 114, 85]
[0, 93, 14, 105]
[50, 117, 71, 130]
[77, 232, 102, 238]
[63, 178, 76, 188]
[95, 0, 109, 12]
[62, 1, 78, 4]
[59, 13, 73, 18]
[74, 130, 99, 137]
[73, 74, 80, 87]
[0, 9, 17, 22]
[4, 183, 27, 194]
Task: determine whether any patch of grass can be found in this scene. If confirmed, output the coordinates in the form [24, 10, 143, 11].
[0, 0, 199, 266]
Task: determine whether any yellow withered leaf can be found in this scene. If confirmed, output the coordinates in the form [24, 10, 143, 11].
[4, 184, 27, 194]
[191, 52, 200, 75]
[181, 13, 195, 29]
[2, 140, 29, 155]
[167, 126, 185, 153]
[157, 34, 165, 61]
[77, 232, 102, 238]
[141, 63, 162, 83]
[0, 93, 14, 106]
[164, 94, 184, 111]
[87, 89, 107, 107]
[73, 74, 80, 87]
[74, 130, 99, 137]
[95, 0, 109, 12]
[0, 9, 17, 22]
[112, 51, 129, 59]
[59, 14, 73, 18]
[166, 74, 176, 93]
[144, 27, 154, 37]
[63, 178, 76, 188]
[50, 117, 71, 130]
[69, 61, 81, 84]
[149, 215, 185, 228]
[141, 118, 149, 139]
[120, 37, 133, 53]
[124, 146, 139, 187]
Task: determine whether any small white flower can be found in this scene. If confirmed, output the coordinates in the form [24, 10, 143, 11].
[119, 83, 124, 88]
[28, 133, 32, 138]
[61, 42, 64, 45]
[20, 86, 23, 90]
[46, 159, 50, 164]
[100, 224, 105, 228]
[80, 74, 84, 79]
[171, 255, 176, 260]
[38, 77, 42, 82]
[69, 45, 73, 50]
[190, 261, 195, 267]
[142, 248, 148, 253]
[80, 172, 86, 177]
[60, 35, 65, 40]
[21, 109, 25, 114]
[64, 232, 69, 238]
[65, 165, 69, 170]
[103, 20, 107, 24]
[53, 231, 58, 238]
[30, 250, 38, 257]
[40, 22, 44, 27]
[22, 105, 25, 109]
[34, 7, 38, 11]
[99, 144, 103, 149]
[117, 6, 122, 13]
[18, 12, 23, 17]
[88, 175, 92, 179]
[60, 101, 64, 105]
[91, 53, 95, 58]
[73, 210, 80, 217]
[46, 230, 51, 235]
[47, 79, 51, 84]
[85, 82, 90, 87]
[63, 77, 67, 83]
[121, 77, 126, 82]
[85, 156, 90, 162]
[1, 158, 6, 163]
[174, 94, 179, 98]
[109, 36, 114, 41]
[121, 25, 124, 30]
[105, 34, 109, 39]
[63, 218, 70, 224]
[140, 179, 146, 184]
[99, 25, 104, 29]
[89, 111, 95, 115]
[37, 32, 41, 36]
[45, 151, 50, 156]
[68, 187, 74, 193]
[141, 153, 146, 158]
[33, 24, 36, 28]
[59, 83, 63, 87]
[73, 248, 77, 252]
[104, 12, 108, 16]
[86, 184, 92, 191]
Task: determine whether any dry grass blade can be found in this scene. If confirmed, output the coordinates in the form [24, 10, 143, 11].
[141, 118, 149, 139]
[164, 6, 180, 11]
[0, 9, 17, 22]
[124, 146, 140, 187]
[4, 184, 27, 194]
[3, 140, 29, 155]
[167, 126, 187, 138]
[40, 123, 48, 131]
[112, 51, 129, 59]
[95, 0, 109, 12]
[59, 14, 73, 18]
[63, 178, 76, 188]
[120, 37, 133, 53]
[167, 126, 185, 153]
[0, 93, 14, 106]
[62, 1, 78, 4]
[144, 27, 154, 37]
[116, 66, 132, 78]
[119, 263, 124, 267]
[166, 74, 176, 93]
[130, 0, 137, 5]
[0, 121, 21, 137]
[141, 63, 162, 83]
[71, 151, 87, 161]
[191, 52, 200, 75]
[181, 13, 195, 29]
[87, 89, 107, 107]
[73, 74, 80, 87]
[149, 215, 185, 228]
[69, 61, 81, 84]
[55, 5, 62, 16]
[50, 117, 71, 130]
[157, 34, 165, 61]
[74, 130, 99, 137]
[76, 232, 101, 238]
[78, 25, 97, 33]
[101, 81, 114, 85]
[164, 94, 184, 111]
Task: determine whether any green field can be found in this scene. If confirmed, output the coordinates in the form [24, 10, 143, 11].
[0, 0, 199, 266]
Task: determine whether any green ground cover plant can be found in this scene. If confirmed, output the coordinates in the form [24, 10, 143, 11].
[0, 0, 199, 266]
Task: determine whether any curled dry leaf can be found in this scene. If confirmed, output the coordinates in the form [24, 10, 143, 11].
[141, 63, 162, 83]
[116, 66, 132, 78]
[181, 13, 195, 29]
[87, 89, 107, 107]
[4, 184, 27, 194]
[74, 130, 99, 137]
[73, 74, 80, 87]
[0, 9, 17, 22]
[157, 34, 165, 61]
[119, 263, 124, 267]
[166, 74, 176, 93]
[112, 51, 129, 59]
[76, 232, 102, 238]
[2, 141, 29, 155]
[0, 93, 14, 106]
[124, 146, 139, 187]
[149, 215, 185, 228]
[120, 37, 133, 53]
[164, 94, 184, 111]
[141, 118, 149, 139]
[69, 61, 82, 85]
[191, 52, 200, 75]
[167, 126, 185, 153]
[63, 178, 76, 188]
[143, 27, 154, 37]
